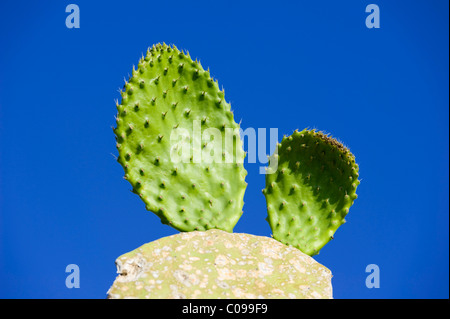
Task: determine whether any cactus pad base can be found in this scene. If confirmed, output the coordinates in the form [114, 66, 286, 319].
[107, 229, 332, 299]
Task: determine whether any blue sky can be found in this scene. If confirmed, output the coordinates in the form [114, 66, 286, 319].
[0, 0, 448, 298]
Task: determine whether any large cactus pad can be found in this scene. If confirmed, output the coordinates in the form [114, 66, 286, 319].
[263, 129, 360, 256]
[107, 229, 333, 299]
[114, 43, 247, 232]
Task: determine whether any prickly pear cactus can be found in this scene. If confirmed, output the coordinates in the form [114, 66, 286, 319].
[107, 229, 333, 299]
[113, 43, 247, 232]
[263, 129, 360, 256]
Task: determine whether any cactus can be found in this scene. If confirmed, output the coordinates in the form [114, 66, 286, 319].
[113, 43, 247, 232]
[263, 129, 360, 256]
[109, 44, 362, 299]
[107, 229, 333, 299]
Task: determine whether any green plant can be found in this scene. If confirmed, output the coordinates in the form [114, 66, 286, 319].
[113, 43, 247, 232]
[263, 129, 360, 256]
[109, 44, 362, 299]
[113, 43, 360, 254]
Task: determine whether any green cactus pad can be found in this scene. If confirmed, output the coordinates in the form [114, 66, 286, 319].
[263, 129, 360, 256]
[107, 229, 333, 299]
[114, 43, 247, 232]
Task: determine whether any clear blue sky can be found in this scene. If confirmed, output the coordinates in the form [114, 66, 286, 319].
[0, 0, 448, 298]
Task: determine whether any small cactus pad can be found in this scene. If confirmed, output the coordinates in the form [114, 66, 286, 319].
[107, 229, 333, 299]
[114, 43, 247, 232]
[263, 129, 360, 256]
